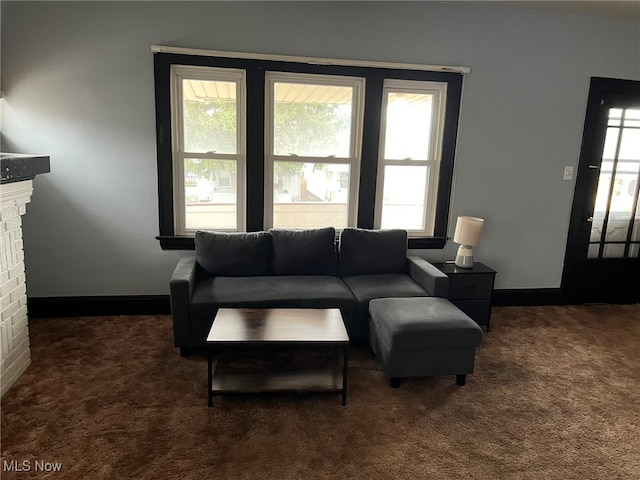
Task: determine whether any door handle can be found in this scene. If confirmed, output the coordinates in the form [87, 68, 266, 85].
[588, 165, 600, 169]
[587, 216, 593, 223]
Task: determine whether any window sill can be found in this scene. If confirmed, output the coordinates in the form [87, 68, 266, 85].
[157, 236, 195, 250]
[157, 235, 445, 250]
[408, 237, 446, 249]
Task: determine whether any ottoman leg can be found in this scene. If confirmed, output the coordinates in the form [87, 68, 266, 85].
[390, 377, 401, 388]
[456, 374, 466, 386]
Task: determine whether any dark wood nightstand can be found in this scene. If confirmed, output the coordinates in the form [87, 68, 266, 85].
[431, 262, 497, 331]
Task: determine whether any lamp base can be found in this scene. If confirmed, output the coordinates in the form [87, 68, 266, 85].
[455, 245, 474, 268]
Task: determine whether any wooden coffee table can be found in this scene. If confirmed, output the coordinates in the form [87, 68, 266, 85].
[206, 308, 350, 406]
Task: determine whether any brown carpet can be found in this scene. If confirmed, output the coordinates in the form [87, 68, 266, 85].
[1, 305, 639, 479]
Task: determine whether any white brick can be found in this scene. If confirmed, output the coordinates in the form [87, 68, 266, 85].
[2, 342, 31, 378]
[10, 228, 23, 241]
[0, 206, 18, 221]
[9, 233, 21, 260]
[1, 301, 19, 322]
[0, 278, 18, 297]
[7, 240, 16, 267]
[4, 215, 22, 231]
[10, 283, 26, 302]
[12, 316, 28, 341]
[14, 305, 27, 323]
[5, 334, 24, 365]
[2, 339, 30, 377]
[0, 351, 30, 397]
[9, 262, 25, 279]
[1, 320, 10, 358]
[0, 294, 10, 310]
[0, 238, 7, 272]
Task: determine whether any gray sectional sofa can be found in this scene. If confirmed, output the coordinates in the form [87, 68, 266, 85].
[169, 227, 449, 356]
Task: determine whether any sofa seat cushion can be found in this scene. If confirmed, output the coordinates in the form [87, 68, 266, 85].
[342, 274, 429, 312]
[190, 275, 356, 322]
[369, 297, 483, 350]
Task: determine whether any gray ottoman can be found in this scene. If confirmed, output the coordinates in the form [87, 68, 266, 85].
[368, 297, 483, 387]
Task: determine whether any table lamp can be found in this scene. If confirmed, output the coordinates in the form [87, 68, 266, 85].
[453, 216, 485, 268]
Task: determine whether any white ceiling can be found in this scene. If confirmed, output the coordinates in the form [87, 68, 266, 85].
[473, 1, 640, 21]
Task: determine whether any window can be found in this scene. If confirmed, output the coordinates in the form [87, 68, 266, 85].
[265, 73, 365, 229]
[170, 66, 246, 233]
[588, 107, 640, 258]
[375, 80, 447, 236]
[154, 49, 464, 249]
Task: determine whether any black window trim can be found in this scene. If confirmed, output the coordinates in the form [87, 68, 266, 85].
[153, 52, 463, 250]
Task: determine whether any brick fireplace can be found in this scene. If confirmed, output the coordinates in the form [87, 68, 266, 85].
[1, 153, 50, 397]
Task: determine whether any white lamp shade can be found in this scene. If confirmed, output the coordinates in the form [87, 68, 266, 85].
[453, 216, 484, 246]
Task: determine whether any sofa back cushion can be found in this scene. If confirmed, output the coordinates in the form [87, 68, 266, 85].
[339, 228, 407, 276]
[194, 231, 270, 277]
[269, 227, 339, 276]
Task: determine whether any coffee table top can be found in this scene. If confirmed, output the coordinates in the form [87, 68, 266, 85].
[207, 308, 349, 344]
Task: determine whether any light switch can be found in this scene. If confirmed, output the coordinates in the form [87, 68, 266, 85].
[563, 166, 574, 181]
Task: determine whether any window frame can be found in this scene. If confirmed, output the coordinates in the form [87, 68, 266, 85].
[170, 65, 247, 234]
[264, 72, 366, 229]
[153, 51, 464, 250]
[374, 79, 447, 236]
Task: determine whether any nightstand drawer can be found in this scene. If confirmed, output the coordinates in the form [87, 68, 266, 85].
[448, 275, 494, 299]
[451, 299, 491, 326]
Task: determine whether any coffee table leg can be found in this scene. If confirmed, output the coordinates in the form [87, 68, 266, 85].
[207, 346, 213, 407]
[342, 344, 348, 406]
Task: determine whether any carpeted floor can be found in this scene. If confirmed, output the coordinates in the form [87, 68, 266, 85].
[1, 305, 639, 479]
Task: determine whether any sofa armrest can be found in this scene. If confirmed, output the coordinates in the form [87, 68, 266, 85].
[407, 256, 449, 297]
[170, 256, 198, 347]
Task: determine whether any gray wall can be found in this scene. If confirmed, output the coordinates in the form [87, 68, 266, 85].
[1, 1, 638, 296]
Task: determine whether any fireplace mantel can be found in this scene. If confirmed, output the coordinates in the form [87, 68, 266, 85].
[1, 153, 51, 184]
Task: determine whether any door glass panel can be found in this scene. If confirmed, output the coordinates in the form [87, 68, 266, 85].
[184, 158, 237, 230]
[603, 244, 625, 258]
[610, 162, 639, 208]
[604, 213, 630, 242]
[608, 108, 623, 127]
[623, 109, 640, 128]
[380, 165, 428, 229]
[630, 244, 639, 257]
[594, 170, 611, 215]
[602, 128, 619, 159]
[619, 129, 640, 160]
[587, 244, 600, 259]
[633, 194, 640, 241]
[383, 92, 433, 160]
[590, 213, 604, 242]
[183, 80, 237, 154]
[272, 161, 349, 229]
